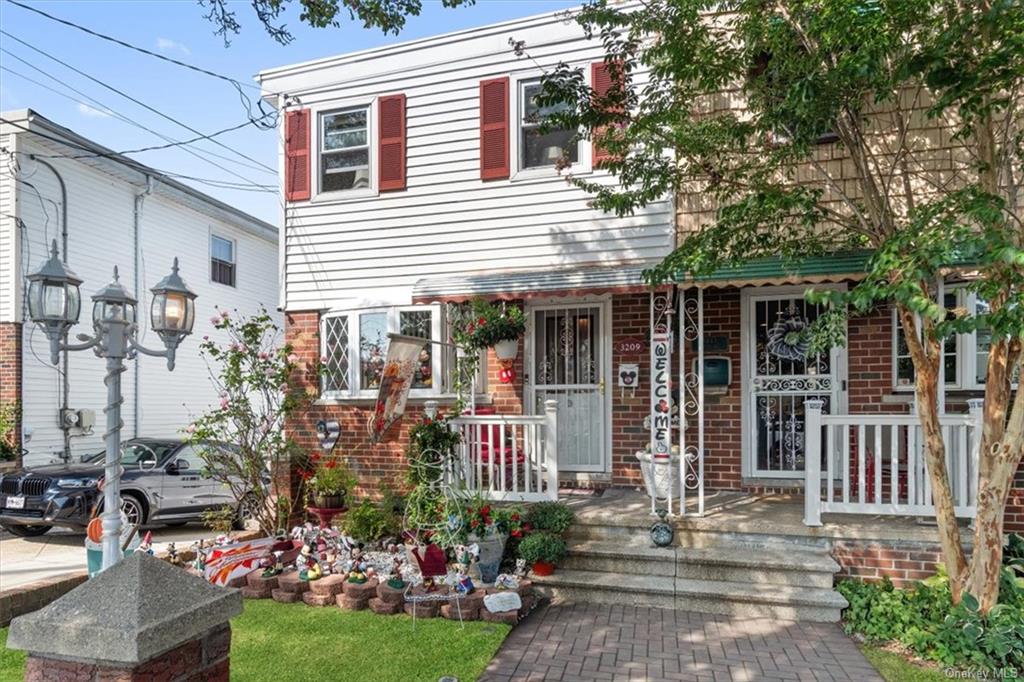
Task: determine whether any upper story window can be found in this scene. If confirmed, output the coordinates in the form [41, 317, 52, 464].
[321, 108, 370, 193]
[520, 79, 579, 170]
[210, 235, 235, 287]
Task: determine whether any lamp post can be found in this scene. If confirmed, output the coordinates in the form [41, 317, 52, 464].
[27, 240, 196, 570]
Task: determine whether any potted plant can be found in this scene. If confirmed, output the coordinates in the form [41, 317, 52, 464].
[517, 531, 567, 576]
[452, 299, 526, 353]
[525, 501, 575, 535]
[306, 456, 357, 510]
[460, 496, 524, 583]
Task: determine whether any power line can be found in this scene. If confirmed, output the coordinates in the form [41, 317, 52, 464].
[0, 29, 277, 176]
[0, 117, 277, 192]
[0, 59, 274, 171]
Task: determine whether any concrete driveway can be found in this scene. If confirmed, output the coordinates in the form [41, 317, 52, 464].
[0, 524, 220, 591]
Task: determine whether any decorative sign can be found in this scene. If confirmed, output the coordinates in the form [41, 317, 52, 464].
[203, 537, 277, 585]
[615, 337, 646, 356]
[650, 333, 672, 460]
[618, 363, 639, 388]
[369, 333, 428, 442]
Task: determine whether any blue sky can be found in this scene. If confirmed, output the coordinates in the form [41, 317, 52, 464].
[0, 0, 578, 223]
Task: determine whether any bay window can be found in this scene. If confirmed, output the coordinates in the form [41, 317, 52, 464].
[321, 305, 477, 399]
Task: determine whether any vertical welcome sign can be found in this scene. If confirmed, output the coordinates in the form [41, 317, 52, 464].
[650, 332, 672, 460]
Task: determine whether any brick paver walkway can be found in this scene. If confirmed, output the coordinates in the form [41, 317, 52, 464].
[480, 602, 883, 682]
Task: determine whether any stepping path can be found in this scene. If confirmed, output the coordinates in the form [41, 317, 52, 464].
[480, 601, 883, 682]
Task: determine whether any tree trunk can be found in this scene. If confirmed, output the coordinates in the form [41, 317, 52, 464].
[915, 369, 970, 602]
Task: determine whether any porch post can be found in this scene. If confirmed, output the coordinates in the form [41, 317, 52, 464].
[967, 398, 983, 510]
[803, 399, 824, 526]
[544, 399, 559, 500]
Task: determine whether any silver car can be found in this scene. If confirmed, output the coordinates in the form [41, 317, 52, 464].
[0, 438, 262, 537]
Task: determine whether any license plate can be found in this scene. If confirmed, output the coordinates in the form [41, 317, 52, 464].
[5, 495, 25, 510]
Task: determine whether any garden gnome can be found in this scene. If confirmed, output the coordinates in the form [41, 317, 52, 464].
[262, 550, 284, 578]
[138, 531, 154, 556]
[166, 542, 182, 567]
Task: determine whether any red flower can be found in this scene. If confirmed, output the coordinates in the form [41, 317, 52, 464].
[478, 317, 486, 325]
[480, 505, 491, 516]
[511, 513, 520, 521]
[470, 519, 479, 528]
[326, 460, 337, 469]
[512, 529, 522, 538]
[523, 522, 533, 532]
[467, 323, 475, 333]
[423, 417, 432, 425]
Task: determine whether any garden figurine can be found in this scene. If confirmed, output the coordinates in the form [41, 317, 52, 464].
[138, 531, 154, 556]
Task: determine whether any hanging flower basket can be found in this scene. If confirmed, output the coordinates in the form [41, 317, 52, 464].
[494, 338, 518, 361]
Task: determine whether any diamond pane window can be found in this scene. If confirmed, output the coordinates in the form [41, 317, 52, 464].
[400, 310, 433, 389]
[321, 315, 350, 394]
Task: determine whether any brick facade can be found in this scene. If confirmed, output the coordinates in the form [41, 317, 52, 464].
[284, 290, 1024, 530]
[832, 540, 946, 587]
[0, 321, 21, 458]
[23, 624, 231, 682]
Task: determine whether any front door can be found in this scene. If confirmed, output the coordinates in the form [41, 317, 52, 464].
[742, 288, 845, 478]
[526, 301, 609, 473]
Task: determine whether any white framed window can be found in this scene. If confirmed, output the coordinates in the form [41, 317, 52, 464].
[320, 107, 371, 194]
[210, 234, 235, 287]
[321, 305, 483, 399]
[892, 286, 1017, 391]
[518, 78, 580, 171]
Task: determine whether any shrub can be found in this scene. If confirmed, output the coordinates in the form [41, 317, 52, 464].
[451, 299, 526, 350]
[517, 531, 567, 565]
[526, 501, 575, 534]
[837, 566, 1024, 672]
[342, 498, 400, 543]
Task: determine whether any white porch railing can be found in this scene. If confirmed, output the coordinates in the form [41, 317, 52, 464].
[447, 399, 558, 502]
[803, 399, 983, 526]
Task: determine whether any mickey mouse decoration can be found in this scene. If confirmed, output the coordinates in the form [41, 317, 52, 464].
[618, 363, 639, 398]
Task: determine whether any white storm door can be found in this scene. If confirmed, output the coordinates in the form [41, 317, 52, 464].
[526, 302, 609, 473]
[742, 288, 846, 478]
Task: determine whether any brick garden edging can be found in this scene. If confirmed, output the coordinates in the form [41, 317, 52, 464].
[0, 571, 88, 627]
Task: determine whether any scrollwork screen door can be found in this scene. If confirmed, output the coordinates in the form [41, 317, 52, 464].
[527, 302, 608, 473]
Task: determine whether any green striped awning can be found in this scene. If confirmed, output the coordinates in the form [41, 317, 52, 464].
[673, 250, 873, 287]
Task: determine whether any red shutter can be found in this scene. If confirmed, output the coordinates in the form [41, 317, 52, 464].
[479, 77, 510, 180]
[378, 94, 406, 191]
[591, 61, 623, 167]
[284, 109, 311, 201]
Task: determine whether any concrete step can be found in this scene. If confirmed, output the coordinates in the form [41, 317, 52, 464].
[561, 540, 838, 588]
[565, 519, 833, 551]
[531, 569, 848, 623]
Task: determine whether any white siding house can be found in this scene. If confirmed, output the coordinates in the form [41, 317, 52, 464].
[258, 9, 674, 313]
[0, 110, 280, 466]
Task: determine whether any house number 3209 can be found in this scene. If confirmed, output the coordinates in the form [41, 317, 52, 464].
[615, 339, 645, 355]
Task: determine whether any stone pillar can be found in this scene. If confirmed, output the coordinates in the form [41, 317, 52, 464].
[6, 552, 242, 682]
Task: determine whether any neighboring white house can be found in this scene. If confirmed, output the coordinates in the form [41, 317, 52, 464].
[0, 109, 280, 466]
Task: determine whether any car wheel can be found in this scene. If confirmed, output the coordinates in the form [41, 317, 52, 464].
[233, 494, 261, 531]
[3, 524, 52, 538]
[119, 494, 147, 528]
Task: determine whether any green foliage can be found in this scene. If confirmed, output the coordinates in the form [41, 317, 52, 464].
[305, 457, 357, 497]
[189, 307, 312, 535]
[517, 531, 567, 565]
[200, 0, 475, 45]
[525, 501, 576, 535]
[201, 505, 237, 534]
[459, 495, 524, 542]
[406, 413, 461, 486]
[838, 567, 1024, 671]
[450, 298, 526, 351]
[342, 497, 401, 542]
[1005, 534, 1024, 570]
[858, 645, 947, 682]
[0, 401, 18, 461]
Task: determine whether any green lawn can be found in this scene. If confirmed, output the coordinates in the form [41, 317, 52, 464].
[860, 644, 948, 682]
[1, 600, 510, 682]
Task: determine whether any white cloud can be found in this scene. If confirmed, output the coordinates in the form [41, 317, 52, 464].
[77, 103, 111, 118]
[156, 37, 191, 56]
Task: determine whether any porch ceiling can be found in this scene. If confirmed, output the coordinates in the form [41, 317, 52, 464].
[411, 263, 661, 302]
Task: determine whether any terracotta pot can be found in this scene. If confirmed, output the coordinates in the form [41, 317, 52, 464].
[532, 561, 555, 576]
[494, 338, 519, 361]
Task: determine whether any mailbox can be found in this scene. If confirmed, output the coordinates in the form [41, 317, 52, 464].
[692, 356, 731, 387]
